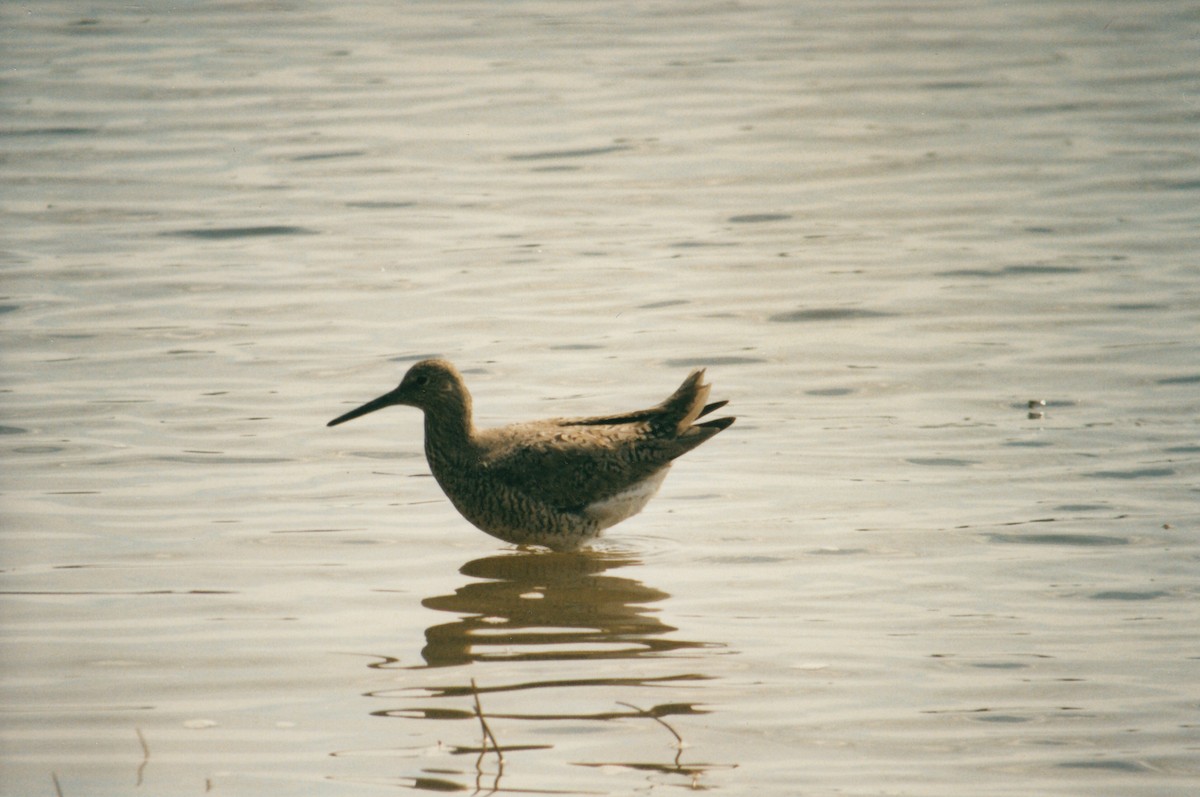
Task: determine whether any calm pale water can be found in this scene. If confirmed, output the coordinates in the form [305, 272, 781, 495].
[2, 1, 1198, 795]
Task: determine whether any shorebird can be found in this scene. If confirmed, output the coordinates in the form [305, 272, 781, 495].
[327, 359, 734, 550]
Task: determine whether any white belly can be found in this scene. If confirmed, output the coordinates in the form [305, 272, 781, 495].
[581, 469, 668, 530]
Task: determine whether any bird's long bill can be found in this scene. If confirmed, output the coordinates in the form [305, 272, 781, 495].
[327, 390, 399, 427]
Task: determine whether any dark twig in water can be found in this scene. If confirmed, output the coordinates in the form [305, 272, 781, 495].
[135, 727, 150, 786]
[618, 701, 684, 746]
[618, 701, 687, 769]
[52, 772, 64, 797]
[471, 678, 504, 795]
[471, 678, 505, 766]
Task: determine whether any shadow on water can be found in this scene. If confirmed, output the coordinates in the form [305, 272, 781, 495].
[343, 549, 733, 792]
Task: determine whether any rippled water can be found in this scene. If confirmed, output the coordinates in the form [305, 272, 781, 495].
[2, 1, 1198, 795]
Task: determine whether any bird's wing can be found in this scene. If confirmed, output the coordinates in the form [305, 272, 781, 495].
[476, 369, 734, 512]
[477, 419, 680, 511]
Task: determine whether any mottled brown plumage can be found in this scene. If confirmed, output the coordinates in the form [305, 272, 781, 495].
[327, 359, 734, 550]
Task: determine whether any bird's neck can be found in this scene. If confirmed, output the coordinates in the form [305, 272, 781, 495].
[422, 392, 476, 464]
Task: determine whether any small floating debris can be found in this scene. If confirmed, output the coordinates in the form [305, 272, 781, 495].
[182, 719, 218, 730]
[1027, 399, 1045, 419]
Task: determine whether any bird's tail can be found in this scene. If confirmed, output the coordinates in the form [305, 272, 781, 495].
[662, 369, 735, 436]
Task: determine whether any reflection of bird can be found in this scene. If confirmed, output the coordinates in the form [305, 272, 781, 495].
[328, 359, 734, 550]
[415, 551, 711, 668]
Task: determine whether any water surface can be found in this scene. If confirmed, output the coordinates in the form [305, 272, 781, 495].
[2, 1, 1198, 795]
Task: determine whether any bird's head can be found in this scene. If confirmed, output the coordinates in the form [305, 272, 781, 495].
[327, 358, 468, 427]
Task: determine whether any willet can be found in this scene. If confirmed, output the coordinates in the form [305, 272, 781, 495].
[327, 359, 734, 550]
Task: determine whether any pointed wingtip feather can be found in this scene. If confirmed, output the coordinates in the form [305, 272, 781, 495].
[670, 368, 734, 435]
[696, 415, 735, 432]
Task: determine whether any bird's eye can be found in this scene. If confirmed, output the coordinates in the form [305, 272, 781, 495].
[413, 375, 430, 387]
